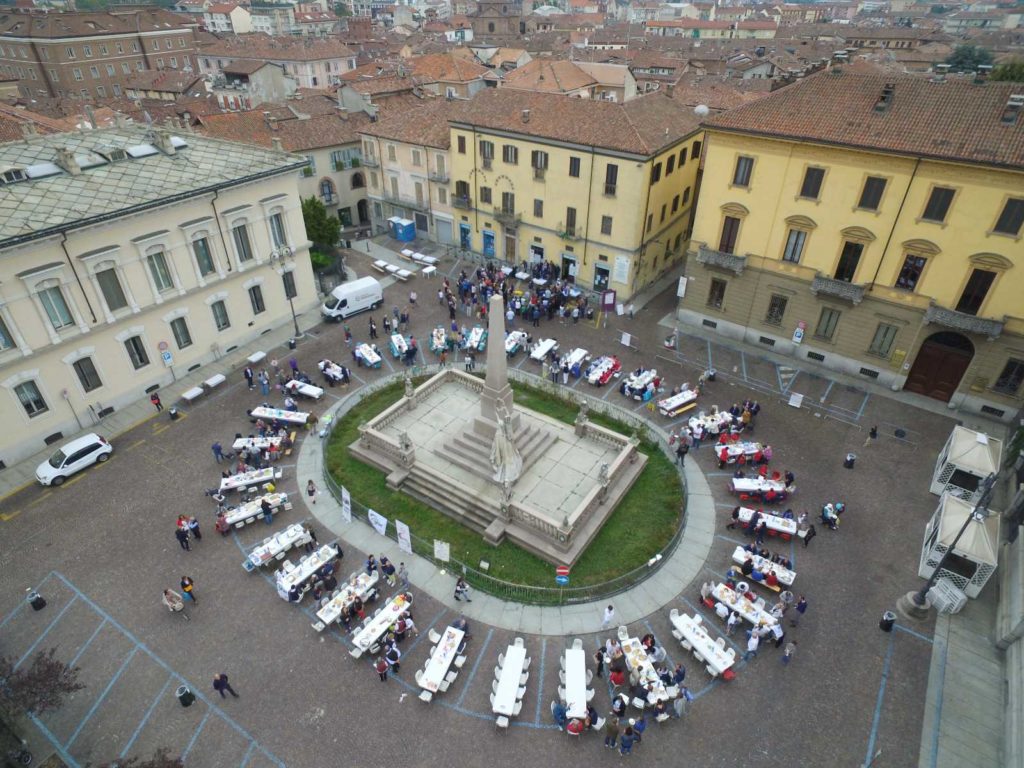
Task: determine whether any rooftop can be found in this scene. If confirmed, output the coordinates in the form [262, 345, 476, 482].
[0, 8, 194, 39]
[197, 109, 371, 151]
[358, 97, 457, 149]
[0, 126, 302, 248]
[124, 69, 205, 94]
[199, 33, 354, 61]
[706, 71, 1024, 171]
[500, 58, 597, 93]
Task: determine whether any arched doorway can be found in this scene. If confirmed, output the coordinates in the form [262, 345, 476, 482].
[356, 199, 369, 225]
[904, 331, 974, 402]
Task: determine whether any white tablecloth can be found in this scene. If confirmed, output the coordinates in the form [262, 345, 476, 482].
[284, 380, 324, 400]
[736, 507, 798, 535]
[421, 627, 466, 692]
[688, 411, 734, 433]
[731, 476, 787, 494]
[621, 638, 669, 703]
[248, 524, 309, 567]
[563, 648, 587, 718]
[232, 436, 281, 452]
[355, 343, 381, 366]
[515, 271, 530, 280]
[505, 330, 528, 353]
[219, 467, 277, 492]
[351, 593, 412, 650]
[224, 492, 289, 525]
[585, 356, 619, 384]
[430, 327, 447, 351]
[492, 645, 526, 715]
[657, 389, 698, 416]
[530, 338, 557, 361]
[464, 326, 486, 350]
[721, 441, 762, 459]
[710, 582, 778, 628]
[276, 544, 339, 595]
[250, 406, 309, 426]
[561, 348, 588, 369]
[391, 333, 408, 356]
[315, 571, 379, 627]
[731, 546, 796, 586]
[623, 369, 657, 391]
[318, 360, 346, 381]
[670, 613, 734, 675]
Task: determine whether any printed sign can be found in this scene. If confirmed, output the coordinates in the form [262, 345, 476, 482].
[396, 520, 413, 555]
[341, 487, 352, 523]
[367, 508, 388, 536]
[434, 539, 450, 562]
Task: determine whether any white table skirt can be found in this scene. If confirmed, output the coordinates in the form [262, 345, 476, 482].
[492, 645, 526, 715]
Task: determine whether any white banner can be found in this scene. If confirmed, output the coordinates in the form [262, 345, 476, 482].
[396, 520, 413, 555]
[341, 487, 352, 523]
[434, 539, 450, 562]
[367, 508, 388, 536]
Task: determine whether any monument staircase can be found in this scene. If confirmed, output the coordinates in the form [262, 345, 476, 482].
[442, 419, 556, 484]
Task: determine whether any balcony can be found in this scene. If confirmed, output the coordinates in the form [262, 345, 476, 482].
[810, 274, 866, 304]
[428, 169, 449, 184]
[925, 303, 1004, 339]
[695, 244, 746, 275]
[557, 223, 580, 241]
[382, 189, 428, 211]
[482, 157, 493, 170]
[453, 195, 472, 210]
[333, 158, 362, 171]
[494, 208, 521, 228]
[533, 166, 546, 180]
[362, 156, 380, 168]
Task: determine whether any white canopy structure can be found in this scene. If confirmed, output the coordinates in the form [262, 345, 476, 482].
[919, 493, 999, 598]
[930, 426, 1002, 502]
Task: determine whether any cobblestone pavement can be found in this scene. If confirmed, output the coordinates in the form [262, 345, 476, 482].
[0, 240, 959, 767]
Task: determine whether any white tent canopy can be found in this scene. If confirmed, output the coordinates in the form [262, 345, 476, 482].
[930, 426, 1003, 501]
[935, 494, 999, 567]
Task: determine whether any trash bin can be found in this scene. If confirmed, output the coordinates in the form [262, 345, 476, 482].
[169, 407, 179, 421]
[27, 591, 46, 611]
[288, 338, 297, 350]
[705, 368, 717, 382]
[843, 453, 856, 469]
[879, 610, 896, 632]
[176, 685, 196, 707]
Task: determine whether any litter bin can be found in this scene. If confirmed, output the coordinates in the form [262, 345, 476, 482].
[879, 610, 896, 632]
[843, 452, 856, 469]
[169, 407, 179, 421]
[705, 368, 717, 382]
[176, 685, 196, 707]
[27, 590, 46, 611]
[288, 338, 297, 350]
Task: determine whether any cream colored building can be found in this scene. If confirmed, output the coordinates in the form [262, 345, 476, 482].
[0, 126, 316, 467]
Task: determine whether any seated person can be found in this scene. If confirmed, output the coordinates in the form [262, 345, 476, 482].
[287, 584, 301, 602]
[586, 703, 599, 725]
[451, 616, 470, 637]
[566, 717, 588, 735]
[653, 700, 669, 720]
[609, 668, 626, 687]
[283, 396, 298, 412]
[764, 571, 780, 588]
[784, 470, 796, 488]
[553, 701, 569, 728]
[765, 489, 778, 505]
[741, 557, 755, 577]
[611, 695, 627, 718]
[750, 569, 766, 582]
[640, 633, 655, 651]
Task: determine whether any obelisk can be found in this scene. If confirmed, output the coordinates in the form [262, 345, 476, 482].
[475, 293, 520, 437]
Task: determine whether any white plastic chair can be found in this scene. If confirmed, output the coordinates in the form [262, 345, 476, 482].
[706, 665, 718, 677]
[439, 680, 450, 693]
[617, 625, 630, 641]
[523, 657, 531, 671]
[670, 608, 679, 620]
[519, 672, 529, 685]
[557, 685, 567, 701]
[454, 655, 468, 669]
[492, 680, 500, 694]
[445, 671, 458, 684]
[671, 629, 684, 641]
[716, 637, 726, 650]
[517, 686, 526, 699]
[514, 637, 525, 648]
[559, 670, 566, 684]
[495, 715, 509, 731]
[429, 628, 442, 644]
[490, 692, 496, 707]
[418, 690, 433, 703]
[512, 701, 522, 716]
[498, 652, 505, 666]
[585, 670, 593, 685]
[631, 696, 646, 710]
[586, 689, 595, 702]
[494, 665, 503, 680]
[572, 638, 583, 651]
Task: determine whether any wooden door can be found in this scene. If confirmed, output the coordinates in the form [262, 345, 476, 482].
[904, 333, 974, 402]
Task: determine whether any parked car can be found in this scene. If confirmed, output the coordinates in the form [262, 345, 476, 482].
[35, 433, 112, 486]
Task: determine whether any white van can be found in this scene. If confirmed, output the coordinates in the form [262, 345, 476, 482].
[321, 276, 383, 321]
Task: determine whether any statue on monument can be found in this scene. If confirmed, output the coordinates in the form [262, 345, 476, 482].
[489, 404, 523, 484]
[404, 374, 415, 400]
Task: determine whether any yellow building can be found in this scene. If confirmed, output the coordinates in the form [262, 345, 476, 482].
[678, 71, 1024, 421]
[448, 89, 703, 299]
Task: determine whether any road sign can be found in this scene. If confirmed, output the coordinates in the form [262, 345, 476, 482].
[556, 575, 569, 585]
[556, 565, 570, 577]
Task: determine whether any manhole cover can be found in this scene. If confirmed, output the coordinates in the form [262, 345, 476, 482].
[894, 428, 907, 439]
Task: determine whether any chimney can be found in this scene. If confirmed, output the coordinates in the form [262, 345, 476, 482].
[85, 105, 97, 129]
[1002, 94, 1024, 126]
[521, 108, 530, 122]
[933, 63, 950, 83]
[19, 122, 38, 139]
[153, 130, 177, 155]
[873, 82, 894, 113]
[974, 64, 992, 85]
[54, 147, 81, 175]
[271, 137, 284, 151]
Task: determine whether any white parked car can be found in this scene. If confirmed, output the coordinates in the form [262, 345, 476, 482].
[35, 433, 112, 486]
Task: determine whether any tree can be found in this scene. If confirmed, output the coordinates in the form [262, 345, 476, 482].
[991, 59, 1024, 82]
[0, 647, 84, 717]
[301, 196, 340, 250]
[96, 747, 183, 768]
[944, 44, 993, 73]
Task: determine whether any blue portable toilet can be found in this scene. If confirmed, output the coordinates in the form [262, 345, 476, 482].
[395, 218, 416, 242]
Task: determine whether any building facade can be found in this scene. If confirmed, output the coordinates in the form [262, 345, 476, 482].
[0, 9, 200, 100]
[677, 72, 1024, 422]
[449, 89, 702, 299]
[198, 35, 357, 89]
[0, 125, 317, 468]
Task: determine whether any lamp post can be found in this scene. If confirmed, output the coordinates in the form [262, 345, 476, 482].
[272, 247, 300, 340]
[898, 472, 997, 619]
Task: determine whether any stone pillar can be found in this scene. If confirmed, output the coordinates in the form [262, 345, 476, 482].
[475, 293, 519, 437]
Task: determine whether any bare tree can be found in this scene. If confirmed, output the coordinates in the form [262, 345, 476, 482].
[96, 747, 183, 768]
[0, 647, 84, 717]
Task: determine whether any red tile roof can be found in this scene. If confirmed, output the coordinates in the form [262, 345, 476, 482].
[359, 96, 458, 148]
[196, 110, 372, 151]
[199, 33, 354, 61]
[706, 70, 1024, 170]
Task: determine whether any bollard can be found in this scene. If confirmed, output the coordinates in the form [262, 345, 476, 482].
[288, 338, 297, 350]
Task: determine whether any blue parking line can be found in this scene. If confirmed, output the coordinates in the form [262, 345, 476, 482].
[67, 647, 138, 748]
[864, 631, 896, 767]
[820, 379, 835, 403]
[714, 534, 747, 547]
[15, 596, 77, 670]
[533, 638, 547, 724]
[775, 365, 785, 393]
[0, 599, 28, 632]
[349, 370, 368, 386]
[121, 675, 174, 759]
[455, 627, 493, 707]
[514, 354, 529, 369]
[894, 623, 933, 644]
[181, 710, 211, 761]
[601, 384, 616, 400]
[855, 392, 871, 420]
[570, 375, 584, 388]
[382, 354, 395, 373]
[928, 635, 948, 767]
[239, 741, 257, 768]
[784, 371, 799, 395]
[68, 618, 106, 668]
[28, 713, 80, 768]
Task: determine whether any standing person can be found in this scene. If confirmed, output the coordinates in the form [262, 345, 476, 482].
[791, 595, 808, 627]
[243, 366, 255, 390]
[593, 647, 606, 679]
[743, 632, 759, 661]
[306, 479, 318, 505]
[782, 640, 797, 665]
[454, 577, 472, 602]
[619, 725, 635, 756]
[381, 557, 397, 588]
[374, 656, 389, 682]
[397, 561, 410, 590]
[150, 392, 163, 412]
[261, 497, 273, 525]
[802, 524, 817, 548]
[672, 687, 692, 719]
[212, 673, 239, 699]
[180, 576, 197, 604]
[212, 442, 225, 463]
[289, 357, 299, 376]
[162, 589, 189, 620]
[369, 318, 378, 339]
[409, 290, 417, 306]
[304, 525, 318, 553]
[726, 611, 740, 636]
[603, 715, 619, 749]
[187, 516, 202, 541]
[175, 527, 191, 551]
[259, 370, 270, 396]
[601, 604, 615, 629]
[561, 361, 569, 385]
[675, 441, 689, 467]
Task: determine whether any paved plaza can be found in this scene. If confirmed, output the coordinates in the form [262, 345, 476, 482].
[0, 238, 992, 768]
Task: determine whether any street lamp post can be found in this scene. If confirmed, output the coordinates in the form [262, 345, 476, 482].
[272, 247, 300, 340]
[899, 472, 997, 619]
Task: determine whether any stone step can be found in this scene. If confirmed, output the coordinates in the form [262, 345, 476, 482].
[401, 471, 494, 532]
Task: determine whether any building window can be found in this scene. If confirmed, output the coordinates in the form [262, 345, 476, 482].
[170, 317, 192, 349]
[480, 186, 492, 205]
[678, 148, 687, 167]
[122, 62, 130, 75]
[896, 254, 926, 291]
[66, 46, 76, 59]
[15, 381, 47, 417]
[73, 357, 102, 392]
[533, 199, 543, 218]
[248, 285, 266, 315]
[601, 216, 612, 235]
[565, 207, 577, 236]
[211, 300, 230, 331]
[233, 224, 253, 262]
[83, 45, 92, 57]
[604, 164, 617, 196]
[531, 150, 548, 176]
[269, 212, 287, 249]
[867, 323, 898, 358]
[89, 66, 99, 79]
[124, 335, 150, 369]
[671, 195, 679, 214]
[782, 229, 806, 263]
[457, 135, 466, 154]
[994, 358, 1024, 395]
[650, 162, 662, 184]
[500, 191, 515, 213]
[800, 167, 824, 200]
[438, 188, 448, 205]
[765, 294, 787, 325]
[193, 237, 215, 276]
[922, 186, 955, 223]
[834, 241, 863, 282]
[719, 216, 740, 254]
[282, 271, 297, 300]
[569, 156, 581, 178]
[858, 176, 887, 210]
[683, 187, 690, 205]
[147, 251, 174, 292]
[994, 197, 1024, 236]
[0, 315, 15, 351]
[502, 144, 518, 164]
[479, 140, 493, 164]
[666, 155, 675, 175]
[660, 204, 666, 223]
[732, 156, 753, 187]
[956, 269, 996, 316]
[73, 68, 83, 81]
[387, 144, 397, 162]
[105, 64, 115, 76]
[39, 286, 74, 330]
[814, 307, 841, 340]
[646, 213, 653, 233]
[707, 278, 726, 309]
[96, 267, 128, 311]
[691, 141, 701, 160]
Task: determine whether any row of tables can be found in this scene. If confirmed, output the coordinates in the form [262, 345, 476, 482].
[250, 406, 309, 426]
[736, 506, 799, 536]
[219, 466, 282, 493]
[274, 544, 340, 599]
[585, 355, 620, 385]
[315, 571, 379, 630]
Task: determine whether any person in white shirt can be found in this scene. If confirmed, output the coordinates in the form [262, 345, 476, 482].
[601, 604, 615, 629]
[744, 633, 759, 661]
[726, 611, 741, 636]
